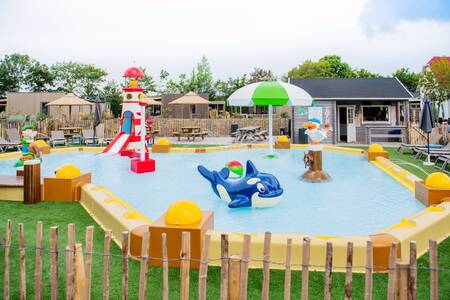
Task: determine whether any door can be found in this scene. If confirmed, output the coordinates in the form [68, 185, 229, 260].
[346, 107, 356, 143]
[122, 111, 133, 134]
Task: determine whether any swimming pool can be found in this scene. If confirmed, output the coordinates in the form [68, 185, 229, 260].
[0, 149, 424, 235]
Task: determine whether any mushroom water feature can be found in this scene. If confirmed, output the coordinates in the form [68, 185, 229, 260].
[227, 81, 313, 158]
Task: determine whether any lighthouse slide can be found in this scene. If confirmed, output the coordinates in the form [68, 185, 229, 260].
[102, 132, 131, 154]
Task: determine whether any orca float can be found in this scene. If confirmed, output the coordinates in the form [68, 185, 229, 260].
[198, 160, 283, 208]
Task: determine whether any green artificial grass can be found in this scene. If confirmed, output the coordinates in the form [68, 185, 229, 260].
[0, 147, 449, 298]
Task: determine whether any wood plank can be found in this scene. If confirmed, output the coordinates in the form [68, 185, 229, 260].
[66, 223, 76, 300]
[239, 234, 251, 300]
[138, 231, 149, 300]
[180, 231, 191, 300]
[408, 241, 417, 300]
[301, 237, 311, 300]
[396, 260, 409, 300]
[162, 233, 169, 300]
[3, 220, 11, 300]
[262, 232, 271, 300]
[73, 243, 85, 300]
[50, 226, 58, 300]
[284, 238, 292, 300]
[84, 226, 94, 300]
[34, 221, 43, 300]
[121, 231, 129, 300]
[429, 240, 438, 300]
[324, 241, 333, 300]
[227, 254, 240, 300]
[344, 241, 353, 300]
[364, 240, 373, 300]
[18, 223, 26, 300]
[198, 234, 210, 300]
[102, 230, 112, 300]
[23, 160, 41, 204]
[220, 234, 229, 300]
[387, 242, 398, 300]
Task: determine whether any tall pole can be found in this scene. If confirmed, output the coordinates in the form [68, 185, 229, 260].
[140, 105, 146, 161]
[268, 105, 273, 156]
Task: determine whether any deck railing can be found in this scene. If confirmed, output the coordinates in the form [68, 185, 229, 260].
[1, 220, 447, 299]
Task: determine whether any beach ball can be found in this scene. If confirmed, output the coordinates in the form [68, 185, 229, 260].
[226, 161, 244, 177]
[55, 164, 81, 179]
[277, 135, 289, 143]
[368, 143, 384, 152]
[156, 138, 170, 146]
[425, 172, 450, 189]
[34, 140, 49, 147]
[165, 200, 202, 225]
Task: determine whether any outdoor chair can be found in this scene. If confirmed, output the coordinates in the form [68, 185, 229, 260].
[95, 123, 114, 145]
[6, 128, 21, 145]
[0, 137, 21, 152]
[254, 130, 268, 141]
[82, 129, 96, 145]
[50, 131, 66, 147]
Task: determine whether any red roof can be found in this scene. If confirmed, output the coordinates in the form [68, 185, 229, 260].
[123, 67, 145, 78]
[427, 56, 450, 66]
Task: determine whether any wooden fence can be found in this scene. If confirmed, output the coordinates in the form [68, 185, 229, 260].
[1, 220, 446, 299]
[0, 117, 289, 139]
[408, 123, 450, 145]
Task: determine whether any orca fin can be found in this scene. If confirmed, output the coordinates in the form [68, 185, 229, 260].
[197, 165, 214, 183]
[218, 167, 230, 179]
[245, 160, 258, 176]
[228, 195, 251, 208]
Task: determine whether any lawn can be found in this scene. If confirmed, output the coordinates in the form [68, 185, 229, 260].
[0, 147, 449, 299]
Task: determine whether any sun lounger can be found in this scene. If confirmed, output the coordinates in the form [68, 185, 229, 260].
[0, 137, 21, 152]
[414, 143, 450, 159]
[50, 130, 66, 147]
[82, 129, 96, 145]
[95, 123, 113, 145]
[6, 128, 21, 144]
[397, 143, 443, 154]
[253, 130, 268, 141]
[436, 155, 450, 170]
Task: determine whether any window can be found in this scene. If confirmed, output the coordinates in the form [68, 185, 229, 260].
[191, 104, 196, 115]
[40, 102, 48, 115]
[362, 106, 390, 123]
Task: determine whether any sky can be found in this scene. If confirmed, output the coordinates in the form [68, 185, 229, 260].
[0, 0, 449, 82]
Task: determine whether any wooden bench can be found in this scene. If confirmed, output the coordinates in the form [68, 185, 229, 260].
[370, 134, 405, 143]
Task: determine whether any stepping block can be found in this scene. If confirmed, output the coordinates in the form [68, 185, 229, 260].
[415, 181, 450, 206]
[43, 173, 91, 202]
[151, 144, 170, 153]
[274, 141, 291, 149]
[365, 151, 389, 161]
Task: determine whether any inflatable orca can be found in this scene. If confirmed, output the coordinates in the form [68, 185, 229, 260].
[198, 160, 283, 208]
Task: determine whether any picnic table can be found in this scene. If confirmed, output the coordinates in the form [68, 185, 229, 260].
[233, 126, 268, 142]
[173, 126, 208, 141]
[60, 127, 82, 144]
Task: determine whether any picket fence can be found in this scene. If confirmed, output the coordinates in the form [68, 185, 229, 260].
[1, 220, 447, 299]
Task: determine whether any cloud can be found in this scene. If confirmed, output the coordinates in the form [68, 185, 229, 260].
[360, 0, 450, 34]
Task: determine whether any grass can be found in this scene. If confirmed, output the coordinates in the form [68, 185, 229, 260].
[0, 147, 449, 298]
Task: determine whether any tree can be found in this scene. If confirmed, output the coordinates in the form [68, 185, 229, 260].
[101, 80, 122, 117]
[138, 67, 156, 94]
[248, 68, 276, 83]
[215, 75, 248, 100]
[287, 59, 331, 79]
[26, 62, 54, 92]
[318, 55, 354, 78]
[354, 68, 381, 78]
[51, 62, 107, 97]
[190, 56, 216, 98]
[392, 68, 419, 92]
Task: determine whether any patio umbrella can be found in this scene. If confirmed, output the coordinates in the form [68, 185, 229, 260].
[228, 81, 313, 157]
[420, 98, 435, 166]
[46, 93, 93, 121]
[169, 91, 210, 118]
[93, 96, 102, 144]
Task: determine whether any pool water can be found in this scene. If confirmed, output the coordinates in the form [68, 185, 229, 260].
[0, 149, 425, 236]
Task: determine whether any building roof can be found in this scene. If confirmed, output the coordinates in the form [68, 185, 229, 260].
[427, 56, 450, 66]
[289, 78, 413, 100]
[46, 93, 93, 106]
[169, 92, 210, 105]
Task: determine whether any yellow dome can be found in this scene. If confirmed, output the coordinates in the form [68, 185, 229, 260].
[165, 200, 202, 225]
[34, 140, 48, 147]
[393, 218, 416, 229]
[55, 164, 81, 179]
[277, 135, 289, 143]
[368, 143, 384, 152]
[425, 172, 450, 189]
[156, 138, 170, 146]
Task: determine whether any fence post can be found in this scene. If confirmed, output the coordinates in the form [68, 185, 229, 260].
[103, 230, 112, 300]
[180, 231, 191, 300]
[138, 231, 149, 300]
[220, 234, 229, 300]
[344, 241, 353, 300]
[74, 243, 85, 300]
[240, 234, 251, 300]
[3, 220, 11, 300]
[162, 233, 169, 300]
[66, 223, 76, 300]
[324, 241, 333, 300]
[18, 223, 26, 300]
[409, 241, 417, 300]
[34, 221, 43, 300]
[84, 226, 94, 300]
[301, 237, 311, 300]
[23, 160, 41, 205]
[198, 234, 210, 300]
[396, 260, 409, 300]
[387, 242, 398, 300]
[284, 238, 293, 300]
[364, 240, 373, 300]
[262, 232, 272, 300]
[228, 254, 241, 300]
[121, 231, 129, 300]
[50, 226, 58, 300]
[429, 240, 438, 300]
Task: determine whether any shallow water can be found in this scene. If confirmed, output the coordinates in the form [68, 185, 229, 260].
[0, 149, 424, 235]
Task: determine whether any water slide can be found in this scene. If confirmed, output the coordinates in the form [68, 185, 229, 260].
[102, 132, 131, 154]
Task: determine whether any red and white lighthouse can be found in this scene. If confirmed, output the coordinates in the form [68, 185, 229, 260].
[102, 67, 155, 173]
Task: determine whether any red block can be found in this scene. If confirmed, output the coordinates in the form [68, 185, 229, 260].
[130, 158, 155, 173]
